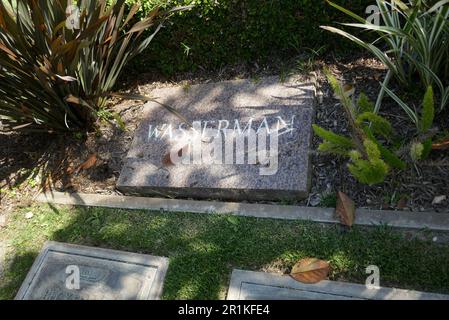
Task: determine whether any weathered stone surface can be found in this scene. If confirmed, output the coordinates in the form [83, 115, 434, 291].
[117, 76, 315, 201]
[15, 242, 169, 300]
[227, 270, 449, 300]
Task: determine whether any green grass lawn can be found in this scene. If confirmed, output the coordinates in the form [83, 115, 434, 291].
[1, 203, 449, 300]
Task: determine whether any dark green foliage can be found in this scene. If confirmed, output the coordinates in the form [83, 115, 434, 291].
[347, 140, 389, 185]
[0, 0, 187, 132]
[318, 193, 337, 207]
[323, 0, 449, 111]
[410, 86, 435, 161]
[313, 125, 354, 148]
[357, 92, 375, 113]
[420, 86, 435, 133]
[393, 86, 436, 162]
[363, 128, 406, 170]
[356, 112, 393, 139]
[128, 0, 373, 74]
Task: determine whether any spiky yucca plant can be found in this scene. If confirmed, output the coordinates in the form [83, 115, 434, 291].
[322, 0, 449, 113]
[0, 0, 189, 132]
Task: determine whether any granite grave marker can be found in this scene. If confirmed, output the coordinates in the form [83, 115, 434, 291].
[15, 242, 169, 300]
[117, 76, 315, 201]
[227, 269, 449, 300]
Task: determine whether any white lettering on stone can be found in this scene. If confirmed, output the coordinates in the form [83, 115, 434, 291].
[161, 124, 173, 140]
[176, 123, 188, 140]
[217, 120, 230, 137]
[148, 124, 165, 140]
[276, 115, 296, 135]
[147, 116, 295, 142]
[256, 117, 271, 135]
[234, 118, 254, 135]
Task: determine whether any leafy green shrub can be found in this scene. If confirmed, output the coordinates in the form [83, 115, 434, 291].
[126, 0, 373, 75]
[0, 0, 186, 132]
[313, 71, 406, 185]
[322, 0, 449, 112]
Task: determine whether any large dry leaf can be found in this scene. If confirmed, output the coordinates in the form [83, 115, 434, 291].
[336, 191, 355, 227]
[432, 140, 449, 150]
[396, 197, 408, 209]
[75, 154, 97, 174]
[290, 258, 330, 284]
[66, 166, 75, 175]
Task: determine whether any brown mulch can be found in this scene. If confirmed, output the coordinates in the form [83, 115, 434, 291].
[1, 52, 448, 220]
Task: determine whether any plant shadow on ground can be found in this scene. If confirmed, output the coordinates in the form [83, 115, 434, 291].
[0, 118, 135, 207]
[1, 204, 449, 300]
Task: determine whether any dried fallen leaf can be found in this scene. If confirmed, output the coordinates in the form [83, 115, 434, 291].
[396, 197, 408, 209]
[290, 258, 330, 284]
[336, 191, 355, 227]
[432, 140, 449, 150]
[66, 166, 75, 175]
[333, 83, 355, 99]
[74, 154, 97, 174]
[343, 83, 355, 96]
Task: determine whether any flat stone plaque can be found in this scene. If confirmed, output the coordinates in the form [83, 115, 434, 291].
[15, 242, 169, 300]
[117, 76, 315, 201]
[227, 269, 449, 300]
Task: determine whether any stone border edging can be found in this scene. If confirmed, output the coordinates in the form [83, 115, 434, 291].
[36, 192, 449, 232]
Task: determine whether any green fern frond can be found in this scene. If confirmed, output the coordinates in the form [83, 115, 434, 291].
[312, 124, 354, 148]
[317, 141, 351, 156]
[362, 118, 406, 170]
[356, 112, 393, 138]
[364, 139, 381, 160]
[347, 140, 389, 185]
[357, 93, 374, 113]
[324, 69, 355, 116]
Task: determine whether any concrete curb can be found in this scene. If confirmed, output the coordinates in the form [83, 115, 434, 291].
[36, 192, 449, 232]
